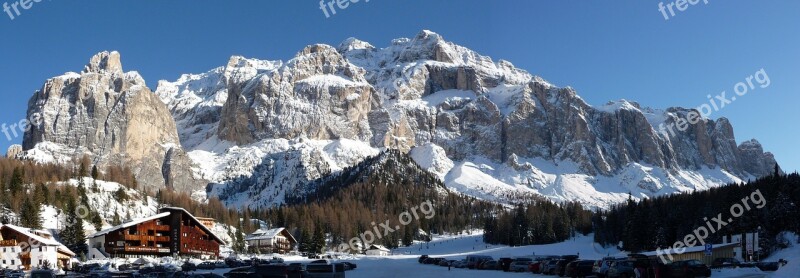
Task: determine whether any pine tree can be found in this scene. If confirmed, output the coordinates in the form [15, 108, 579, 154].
[19, 197, 42, 229]
[91, 165, 99, 180]
[8, 167, 23, 195]
[312, 225, 326, 254]
[234, 221, 246, 252]
[402, 227, 413, 247]
[77, 180, 89, 206]
[91, 212, 103, 231]
[112, 210, 122, 226]
[78, 156, 89, 177]
[298, 229, 311, 253]
[33, 183, 49, 206]
[774, 163, 781, 177]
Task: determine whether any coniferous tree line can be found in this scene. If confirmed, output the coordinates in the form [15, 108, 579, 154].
[594, 168, 800, 256]
[482, 200, 593, 246]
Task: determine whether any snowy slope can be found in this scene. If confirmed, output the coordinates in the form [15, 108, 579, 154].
[143, 30, 777, 210]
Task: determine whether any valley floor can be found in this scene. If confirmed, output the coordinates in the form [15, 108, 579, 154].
[187, 233, 793, 278]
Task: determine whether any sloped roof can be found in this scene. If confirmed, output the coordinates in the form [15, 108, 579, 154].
[367, 244, 390, 251]
[159, 207, 225, 244]
[1, 224, 75, 256]
[88, 212, 171, 238]
[245, 227, 296, 243]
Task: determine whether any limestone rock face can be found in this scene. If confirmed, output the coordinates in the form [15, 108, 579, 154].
[22, 51, 203, 192]
[216, 44, 377, 145]
[6, 144, 22, 159]
[22, 31, 779, 208]
[158, 30, 777, 208]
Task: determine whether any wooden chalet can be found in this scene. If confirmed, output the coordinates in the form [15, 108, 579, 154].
[88, 207, 223, 259]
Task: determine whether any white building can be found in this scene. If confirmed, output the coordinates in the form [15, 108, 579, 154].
[365, 244, 390, 256]
[0, 224, 75, 270]
[245, 228, 296, 254]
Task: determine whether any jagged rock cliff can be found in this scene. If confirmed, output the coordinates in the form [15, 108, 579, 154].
[21, 51, 203, 192]
[21, 31, 778, 208]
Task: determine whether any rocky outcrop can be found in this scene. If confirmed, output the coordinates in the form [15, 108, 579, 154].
[22, 51, 203, 192]
[6, 144, 22, 159]
[216, 45, 377, 145]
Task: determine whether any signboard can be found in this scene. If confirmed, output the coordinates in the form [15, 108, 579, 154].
[704, 244, 712, 256]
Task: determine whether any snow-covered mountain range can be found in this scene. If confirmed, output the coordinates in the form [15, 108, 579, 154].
[19, 30, 777, 209]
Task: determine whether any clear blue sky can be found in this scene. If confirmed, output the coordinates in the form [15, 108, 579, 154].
[0, 0, 797, 172]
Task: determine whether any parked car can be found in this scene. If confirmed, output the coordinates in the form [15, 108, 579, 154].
[452, 260, 467, 268]
[309, 260, 330, 265]
[498, 257, 513, 272]
[181, 262, 197, 272]
[30, 270, 56, 278]
[418, 255, 429, 264]
[224, 264, 301, 278]
[465, 255, 493, 269]
[666, 260, 711, 278]
[213, 262, 228, 269]
[565, 260, 595, 278]
[196, 262, 216, 270]
[594, 257, 623, 278]
[4, 270, 25, 278]
[541, 260, 561, 275]
[509, 258, 533, 272]
[607, 260, 637, 278]
[556, 259, 577, 276]
[305, 263, 346, 278]
[478, 260, 500, 270]
[340, 262, 357, 270]
[711, 257, 740, 269]
[529, 257, 558, 274]
[189, 274, 225, 278]
[756, 261, 780, 271]
[438, 260, 454, 267]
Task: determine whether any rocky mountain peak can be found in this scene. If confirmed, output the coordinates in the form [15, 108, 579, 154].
[337, 37, 375, 53]
[83, 50, 123, 74]
[22, 51, 203, 193]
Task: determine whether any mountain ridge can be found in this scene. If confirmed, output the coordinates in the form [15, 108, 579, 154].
[19, 30, 778, 209]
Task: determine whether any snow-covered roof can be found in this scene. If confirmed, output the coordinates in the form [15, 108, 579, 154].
[245, 227, 296, 243]
[0, 224, 75, 256]
[89, 212, 171, 238]
[367, 244, 390, 251]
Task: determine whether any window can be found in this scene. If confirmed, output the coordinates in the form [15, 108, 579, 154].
[11, 260, 15, 265]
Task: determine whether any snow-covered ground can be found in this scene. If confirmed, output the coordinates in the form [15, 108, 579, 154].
[181, 232, 792, 278]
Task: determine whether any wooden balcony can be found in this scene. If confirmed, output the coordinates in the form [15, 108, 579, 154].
[123, 235, 172, 242]
[110, 246, 170, 253]
[0, 239, 17, 246]
[154, 225, 171, 231]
